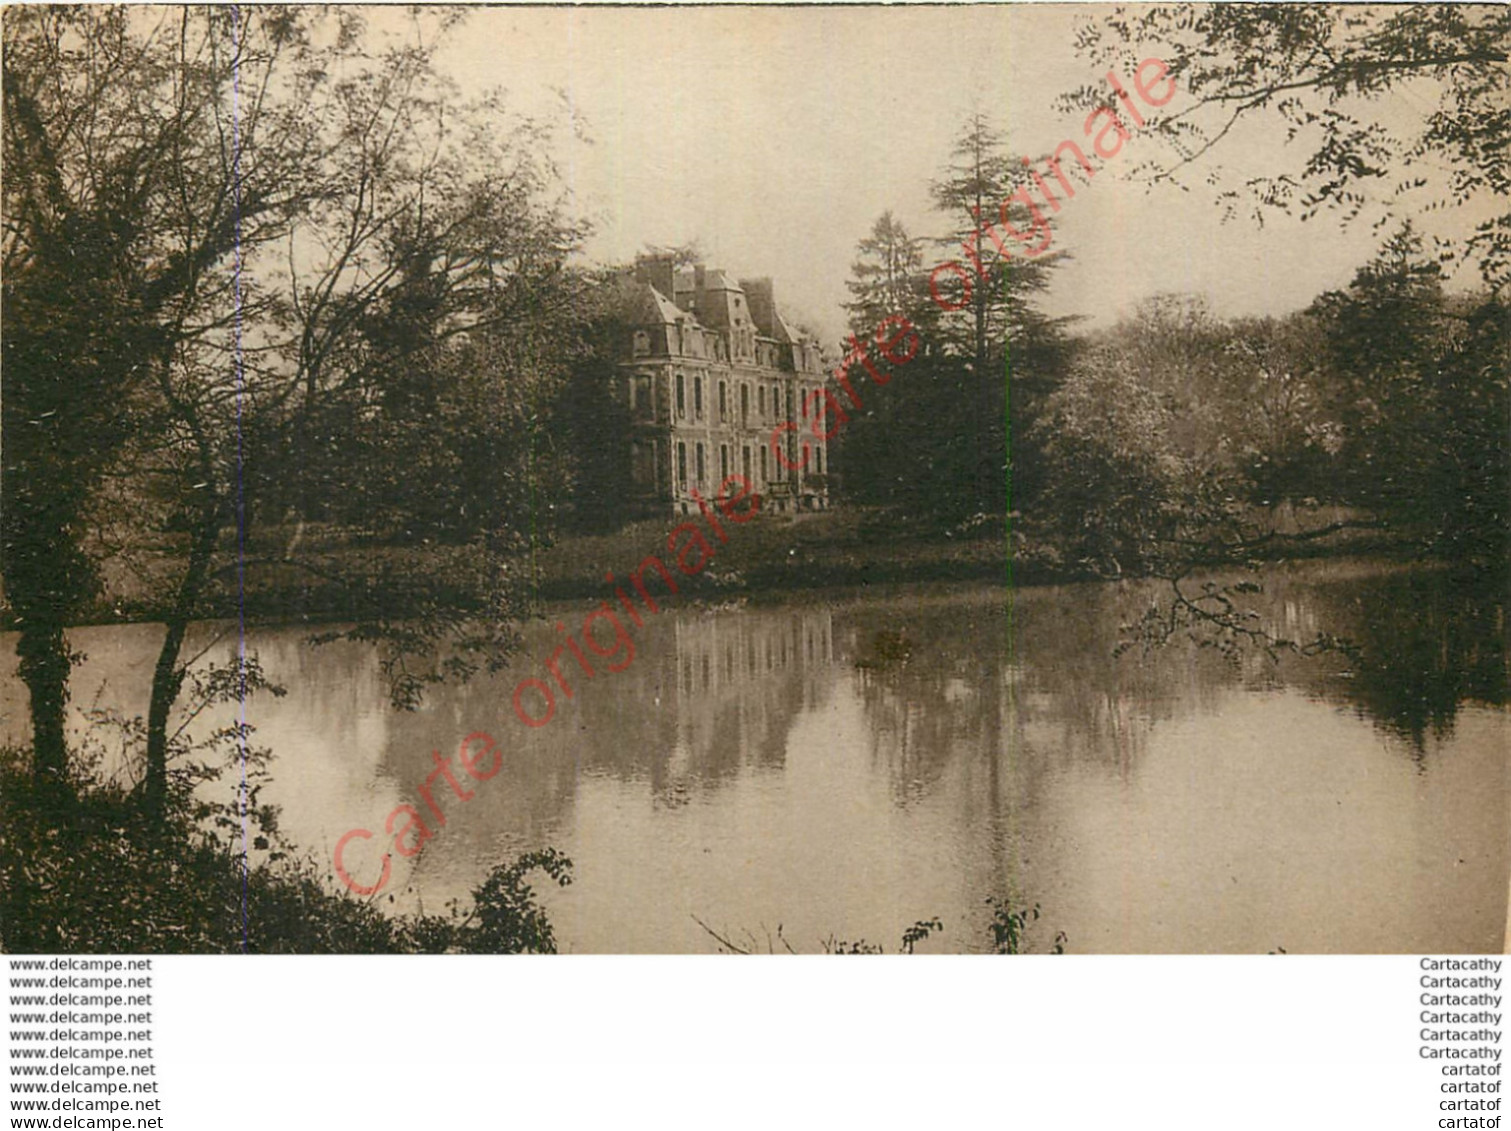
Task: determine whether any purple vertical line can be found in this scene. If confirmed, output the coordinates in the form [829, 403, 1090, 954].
[231, 4, 249, 954]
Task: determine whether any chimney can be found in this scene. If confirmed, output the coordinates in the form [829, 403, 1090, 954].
[741, 277, 777, 337]
[634, 253, 676, 301]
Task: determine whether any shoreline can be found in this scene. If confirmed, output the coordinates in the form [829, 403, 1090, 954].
[0, 519, 1429, 636]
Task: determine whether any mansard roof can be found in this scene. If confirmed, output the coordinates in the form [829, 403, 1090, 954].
[760, 308, 802, 344]
[696, 267, 743, 293]
[646, 285, 688, 324]
[739, 276, 807, 345]
[604, 273, 692, 327]
[618, 256, 820, 352]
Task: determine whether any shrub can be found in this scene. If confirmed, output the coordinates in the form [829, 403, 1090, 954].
[0, 747, 571, 955]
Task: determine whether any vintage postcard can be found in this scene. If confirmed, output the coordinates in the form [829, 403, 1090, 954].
[2, 3, 1507, 957]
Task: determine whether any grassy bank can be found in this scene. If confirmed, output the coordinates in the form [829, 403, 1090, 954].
[528, 508, 1013, 601]
[34, 509, 1017, 627]
[6, 504, 1409, 631]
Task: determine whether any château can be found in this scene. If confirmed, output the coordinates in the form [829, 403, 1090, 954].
[609, 255, 831, 517]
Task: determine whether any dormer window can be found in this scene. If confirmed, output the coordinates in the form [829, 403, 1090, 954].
[632, 330, 650, 358]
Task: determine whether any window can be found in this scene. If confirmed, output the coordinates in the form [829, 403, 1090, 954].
[634, 375, 654, 422]
[758, 386, 766, 417]
[695, 443, 706, 486]
[720, 444, 729, 481]
[677, 442, 687, 486]
[632, 330, 650, 358]
[632, 441, 656, 487]
[742, 445, 752, 481]
[740, 384, 749, 427]
[718, 381, 727, 422]
[815, 447, 823, 475]
[676, 373, 686, 419]
[760, 446, 768, 484]
[694, 376, 704, 420]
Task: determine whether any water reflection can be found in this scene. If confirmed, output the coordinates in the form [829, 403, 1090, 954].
[1, 558, 1504, 952]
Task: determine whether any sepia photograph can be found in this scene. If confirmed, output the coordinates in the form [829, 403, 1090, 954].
[1, 2, 1507, 957]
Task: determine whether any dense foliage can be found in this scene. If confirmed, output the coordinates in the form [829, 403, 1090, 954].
[0, 747, 572, 954]
[831, 5, 1507, 562]
[1028, 230, 1507, 575]
[1, 9, 605, 807]
[834, 117, 1073, 529]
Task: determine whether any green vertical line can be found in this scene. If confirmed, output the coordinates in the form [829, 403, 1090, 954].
[1002, 91, 1018, 944]
[528, 415, 538, 609]
[1003, 279, 1013, 602]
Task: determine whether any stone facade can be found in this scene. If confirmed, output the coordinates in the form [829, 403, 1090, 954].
[612, 255, 830, 518]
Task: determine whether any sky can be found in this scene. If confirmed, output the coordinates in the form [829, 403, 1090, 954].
[419, 4, 1495, 346]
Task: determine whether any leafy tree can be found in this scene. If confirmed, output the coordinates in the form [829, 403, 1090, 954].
[552, 279, 638, 533]
[1309, 226, 1509, 564]
[2, 8, 594, 822]
[1064, 3, 1511, 286]
[1031, 305, 1238, 574]
[638, 239, 704, 268]
[1028, 294, 1347, 572]
[929, 118, 1071, 367]
[182, 27, 590, 732]
[836, 117, 1072, 527]
[843, 211, 937, 341]
[930, 114, 1023, 369]
[834, 213, 933, 508]
[1220, 313, 1340, 504]
[130, 12, 588, 812]
[2, 7, 327, 809]
[1035, 233, 1507, 577]
[930, 115, 1075, 521]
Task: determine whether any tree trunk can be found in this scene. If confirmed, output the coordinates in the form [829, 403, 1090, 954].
[141, 495, 222, 822]
[3, 457, 86, 813]
[15, 617, 74, 807]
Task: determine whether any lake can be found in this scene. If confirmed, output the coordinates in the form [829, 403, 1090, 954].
[2, 558, 1505, 952]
